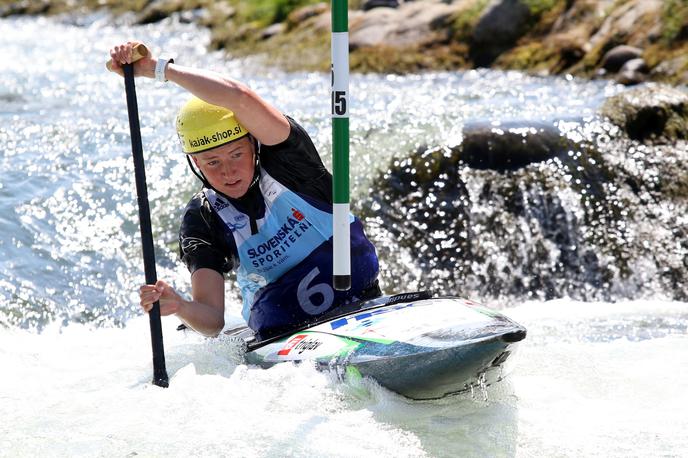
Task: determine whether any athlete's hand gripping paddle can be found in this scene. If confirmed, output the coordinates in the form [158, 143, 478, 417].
[110, 43, 169, 388]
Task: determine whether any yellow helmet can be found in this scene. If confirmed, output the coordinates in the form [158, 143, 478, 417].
[176, 97, 249, 154]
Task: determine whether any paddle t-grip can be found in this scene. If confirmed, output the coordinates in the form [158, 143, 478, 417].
[106, 43, 149, 72]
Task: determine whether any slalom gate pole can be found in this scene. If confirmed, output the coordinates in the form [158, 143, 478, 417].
[332, 0, 351, 291]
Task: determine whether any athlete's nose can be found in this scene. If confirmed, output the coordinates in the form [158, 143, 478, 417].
[221, 161, 234, 178]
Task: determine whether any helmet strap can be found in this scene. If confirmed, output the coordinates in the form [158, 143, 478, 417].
[185, 155, 212, 188]
[248, 136, 262, 189]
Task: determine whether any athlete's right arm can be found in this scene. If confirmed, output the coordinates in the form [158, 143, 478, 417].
[108, 41, 290, 146]
[139, 269, 225, 337]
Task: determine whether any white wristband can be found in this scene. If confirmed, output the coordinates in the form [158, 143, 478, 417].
[155, 57, 174, 83]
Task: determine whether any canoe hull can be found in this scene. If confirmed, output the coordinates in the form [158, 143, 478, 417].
[230, 296, 526, 400]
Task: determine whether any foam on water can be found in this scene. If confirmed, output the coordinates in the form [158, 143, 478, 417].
[0, 316, 426, 457]
[510, 301, 688, 457]
[2, 299, 686, 457]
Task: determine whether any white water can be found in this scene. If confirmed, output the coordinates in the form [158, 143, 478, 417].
[2, 299, 686, 457]
[1, 13, 687, 458]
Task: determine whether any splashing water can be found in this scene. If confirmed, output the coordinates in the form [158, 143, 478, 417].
[0, 13, 686, 458]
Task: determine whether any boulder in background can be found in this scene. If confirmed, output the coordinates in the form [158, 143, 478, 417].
[600, 85, 688, 143]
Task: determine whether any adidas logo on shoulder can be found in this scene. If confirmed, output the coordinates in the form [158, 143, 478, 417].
[213, 197, 229, 212]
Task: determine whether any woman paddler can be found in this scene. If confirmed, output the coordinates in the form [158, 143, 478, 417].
[108, 41, 380, 337]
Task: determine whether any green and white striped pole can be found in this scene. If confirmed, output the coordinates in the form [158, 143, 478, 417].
[331, 0, 351, 291]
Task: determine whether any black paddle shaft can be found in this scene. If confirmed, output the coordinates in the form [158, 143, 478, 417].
[123, 64, 169, 388]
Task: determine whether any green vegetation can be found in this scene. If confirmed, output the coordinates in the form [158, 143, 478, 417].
[522, 0, 560, 17]
[449, 0, 490, 43]
[496, 42, 559, 72]
[1, 0, 687, 82]
[229, 0, 323, 27]
[217, 15, 331, 72]
[573, 35, 625, 75]
[351, 43, 469, 74]
[522, 0, 567, 34]
[661, 0, 688, 43]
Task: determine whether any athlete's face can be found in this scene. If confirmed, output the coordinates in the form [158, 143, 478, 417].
[193, 137, 256, 198]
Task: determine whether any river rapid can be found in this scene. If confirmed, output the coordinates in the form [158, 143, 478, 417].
[0, 13, 686, 458]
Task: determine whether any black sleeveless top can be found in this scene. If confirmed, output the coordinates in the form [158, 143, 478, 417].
[178, 117, 332, 275]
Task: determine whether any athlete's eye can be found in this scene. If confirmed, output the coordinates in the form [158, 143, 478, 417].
[207, 160, 219, 166]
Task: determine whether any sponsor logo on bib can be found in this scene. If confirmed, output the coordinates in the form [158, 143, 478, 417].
[213, 197, 229, 212]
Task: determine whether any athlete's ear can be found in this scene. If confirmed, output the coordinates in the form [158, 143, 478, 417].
[191, 156, 199, 167]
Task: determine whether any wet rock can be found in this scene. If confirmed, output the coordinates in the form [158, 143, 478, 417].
[137, 0, 184, 25]
[286, 3, 328, 28]
[350, 8, 398, 49]
[600, 85, 688, 142]
[587, 0, 662, 53]
[615, 58, 648, 85]
[350, 0, 457, 49]
[178, 9, 206, 24]
[367, 123, 622, 301]
[601, 45, 643, 73]
[368, 122, 688, 301]
[135, 0, 206, 25]
[550, 0, 616, 35]
[198, 2, 236, 28]
[0, 2, 22, 17]
[362, 0, 400, 11]
[261, 22, 285, 40]
[471, 0, 532, 67]
[495, 0, 610, 74]
[650, 55, 688, 86]
[496, 26, 589, 74]
[0, 0, 49, 17]
[0, 6, 12, 17]
[460, 123, 573, 171]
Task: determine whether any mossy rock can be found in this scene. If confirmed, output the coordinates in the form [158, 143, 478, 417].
[0, 0, 50, 16]
[470, 0, 534, 67]
[600, 84, 688, 143]
[495, 40, 583, 73]
[660, 0, 688, 44]
[350, 43, 469, 74]
[136, 0, 187, 24]
[448, 0, 491, 43]
[216, 14, 331, 72]
[467, 0, 567, 67]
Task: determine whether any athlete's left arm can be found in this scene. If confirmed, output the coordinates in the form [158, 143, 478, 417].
[138, 272, 225, 337]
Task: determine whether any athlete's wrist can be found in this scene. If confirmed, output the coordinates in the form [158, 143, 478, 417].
[154, 56, 174, 82]
[173, 296, 191, 317]
[137, 58, 156, 79]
